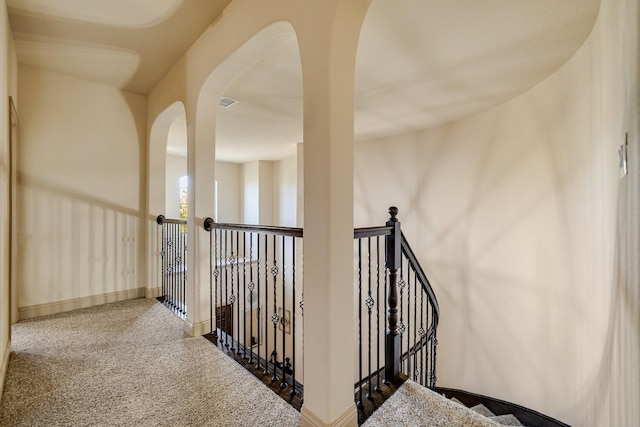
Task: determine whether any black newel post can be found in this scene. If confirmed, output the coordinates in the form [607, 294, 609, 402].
[385, 206, 401, 383]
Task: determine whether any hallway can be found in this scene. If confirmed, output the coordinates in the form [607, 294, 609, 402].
[0, 299, 300, 426]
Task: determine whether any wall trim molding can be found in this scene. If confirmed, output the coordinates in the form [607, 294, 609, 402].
[0, 339, 10, 402]
[183, 319, 209, 337]
[300, 405, 357, 427]
[18, 288, 147, 320]
[145, 286, 161, 299]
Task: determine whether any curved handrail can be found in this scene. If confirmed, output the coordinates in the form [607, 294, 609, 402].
[400, 231, 439, 325]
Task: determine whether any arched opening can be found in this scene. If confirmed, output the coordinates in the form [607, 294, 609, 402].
[197, 21, 302, 227]
[194, 20, 304, 401]
[147, 101, 187, 300]
[164, 113, 187, 220]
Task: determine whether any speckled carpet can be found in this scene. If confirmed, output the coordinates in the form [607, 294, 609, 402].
[362, 381, 522, 426]
[1, 298, 519, 427]
[0, 298, 300, 427]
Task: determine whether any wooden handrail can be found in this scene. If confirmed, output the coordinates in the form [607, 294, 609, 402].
[156, 215, 187, 225]
[353, 225, 393, 239]
[400, 232, 440, 324]
[203, 217, 303, 237]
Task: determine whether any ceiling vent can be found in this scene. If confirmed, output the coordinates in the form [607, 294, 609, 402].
[219, 96, 238, 108]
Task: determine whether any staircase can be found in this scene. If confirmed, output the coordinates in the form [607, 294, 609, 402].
[363, 380, 568, 427]
[437, 386, 571, 427]
[157, 209, 568, 427]
[449, 399, 524, 426]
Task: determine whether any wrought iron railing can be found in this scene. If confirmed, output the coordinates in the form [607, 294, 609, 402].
[203, 218, 304, 409]
[198, 208, 437, 422]
[353, 207, 439, 424]
[156, 215, 187, 319]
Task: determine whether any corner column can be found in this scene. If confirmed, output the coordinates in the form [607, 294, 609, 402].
[298, 1, 372, 426]
[185, 108, 217, 336]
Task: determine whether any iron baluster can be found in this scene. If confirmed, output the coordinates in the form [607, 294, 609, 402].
[263, 235, 269, 376]
[356, 238, 363, 409]
[271, 236, 279, 382]
[366, 237, 373, 401]
[398, 255, 405, 375]
[419, 279, 425, 386]
[290, 237, 297, 397]
[255, 234, 262, 372]
[406, 261, 411, 378]
[375, 235, 382, 393]
[413, 268, 418, 381]
[279, 235, 287, 390]
[235, 230, 240, 353]
[182, 223, 187, 316]
[209, 224, 213, 334]
[214, 228, 219, 341]
[248, 233, 254, 364]
[224, 230, 230, 348]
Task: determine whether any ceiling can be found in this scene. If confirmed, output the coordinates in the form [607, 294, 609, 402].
[7, 0, 601, 163]
[7, 0, 231, 94]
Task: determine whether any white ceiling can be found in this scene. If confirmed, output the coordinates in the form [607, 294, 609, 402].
[7, 0, 231, 94]
[7, 0, 601, 163]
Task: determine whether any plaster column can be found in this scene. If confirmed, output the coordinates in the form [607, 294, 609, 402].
[147, 102, 185, 300]
[297, 1, 371, 425]
[185, 107, 216, 336]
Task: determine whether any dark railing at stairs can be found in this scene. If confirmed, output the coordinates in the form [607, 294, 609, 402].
[156, 215, 187, 319]
[198, 208, 438, 424]
[354, 207, 439, 424]
[202, 218, 304, 409]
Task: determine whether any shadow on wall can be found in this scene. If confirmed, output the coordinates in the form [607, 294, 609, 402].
[17, 173, 142, 309]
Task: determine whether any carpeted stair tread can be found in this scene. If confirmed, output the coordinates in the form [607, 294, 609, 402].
[489, 414, 523, 426]
[363, 381, 507, 426]
[471, 403, 496, 417]
[451, 397, 465, 406]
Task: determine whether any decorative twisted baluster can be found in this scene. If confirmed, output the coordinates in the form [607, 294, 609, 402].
[279, 236, 288, 390]
[271, 237, 279, 383]
[248, 233, 254, 364]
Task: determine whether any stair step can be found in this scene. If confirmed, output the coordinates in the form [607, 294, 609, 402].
[470, 403, 495, 417]
[490, 414, 523, 426]
[450, 397, 465, 406]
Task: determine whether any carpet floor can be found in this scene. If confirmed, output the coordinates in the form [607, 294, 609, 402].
[0, 298, 300, 426]
[1, 298, 512, 427]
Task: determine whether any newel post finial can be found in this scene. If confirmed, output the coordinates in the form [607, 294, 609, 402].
[203, 217, 215, 232]
[388, 206, 398, 221]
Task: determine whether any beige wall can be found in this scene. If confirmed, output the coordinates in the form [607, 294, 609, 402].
[16, 65, 148, 316]
[354, 0, 638, 424]
[242, 157, 297, 227]
[216, 161, 241, 223]
[165, 154, 187, 219]
[273, 155, 298, 227]
[0, 0, 18, 401]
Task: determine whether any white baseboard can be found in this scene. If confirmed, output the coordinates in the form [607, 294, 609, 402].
[18, 288, 147, 320]
[183, 319, 211, 337]
[145, 286, 161, 299]
[300, 405, 358, 427]
[0, 339, 10, 402]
